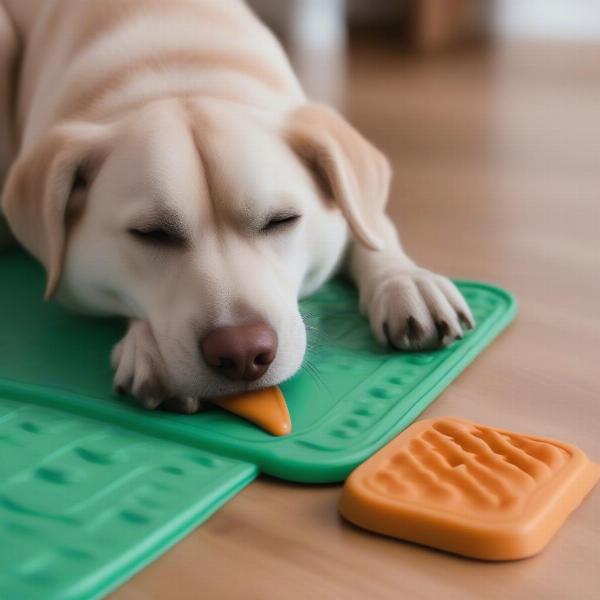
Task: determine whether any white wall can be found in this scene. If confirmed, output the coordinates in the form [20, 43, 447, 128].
[493, 0, 600, 42]
[247, 0, 349, 106]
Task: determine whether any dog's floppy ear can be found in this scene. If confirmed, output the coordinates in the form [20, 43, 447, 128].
[286, 103, 391, 251]
[1, 122, 112, 299]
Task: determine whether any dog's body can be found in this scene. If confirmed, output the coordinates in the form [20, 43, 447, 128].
[1, 0, 474, 412]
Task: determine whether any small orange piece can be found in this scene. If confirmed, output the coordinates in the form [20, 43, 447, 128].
[340, 417, 599, 560]
[211, 387, 291, 436]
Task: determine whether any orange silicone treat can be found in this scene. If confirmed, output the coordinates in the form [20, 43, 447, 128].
[211, 387, 291, 436]
[339, 417, 599, 560]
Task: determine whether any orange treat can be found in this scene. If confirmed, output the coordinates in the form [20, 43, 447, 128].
[211, 386, 291, 436]
[340, 417, 599, 560]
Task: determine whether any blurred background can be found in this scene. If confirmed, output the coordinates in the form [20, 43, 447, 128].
[249, 0, 600, 105]
[245, 0, 599, 310]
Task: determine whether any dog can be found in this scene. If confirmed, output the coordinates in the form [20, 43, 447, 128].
[0, 0, 474, 413]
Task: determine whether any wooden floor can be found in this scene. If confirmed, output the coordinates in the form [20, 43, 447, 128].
[111, 42, 600, 600]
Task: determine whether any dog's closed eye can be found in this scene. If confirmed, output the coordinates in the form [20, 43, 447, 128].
[261, 212, 301, 233]
[128, 226, 187, 247]
[128, 207, 189, 248]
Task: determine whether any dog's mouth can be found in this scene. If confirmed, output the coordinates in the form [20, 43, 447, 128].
[146, 380, 281, 417]
[127, 359, 293, 414]
[149, 387, 291, 435]
[117, 310, 307, 414]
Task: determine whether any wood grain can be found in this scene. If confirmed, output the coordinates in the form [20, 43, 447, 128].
[111, 42, 600, 600]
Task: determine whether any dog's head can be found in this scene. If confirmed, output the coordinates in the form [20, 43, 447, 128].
[2, 99, 390, 398]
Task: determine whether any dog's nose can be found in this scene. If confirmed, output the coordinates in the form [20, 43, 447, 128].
[201, 322, 278, 381]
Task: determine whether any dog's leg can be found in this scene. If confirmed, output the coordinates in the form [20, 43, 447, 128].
[111, 320, 202, 414]
[348, 214, 475, 350]
[0, 2, 19, 247]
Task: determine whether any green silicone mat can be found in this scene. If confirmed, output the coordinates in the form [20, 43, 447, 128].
[0, 398, 256, 600]
[0, 249, 516, 599]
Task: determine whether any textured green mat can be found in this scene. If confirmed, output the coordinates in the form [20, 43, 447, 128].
[0, 398, 256, 600]
[0, 249, 516, 599]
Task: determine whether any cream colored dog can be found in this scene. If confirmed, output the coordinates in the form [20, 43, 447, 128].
[0, 0, 474, 413]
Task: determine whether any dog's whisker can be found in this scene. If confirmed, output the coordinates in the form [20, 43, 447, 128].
[303, 358, 331, 395]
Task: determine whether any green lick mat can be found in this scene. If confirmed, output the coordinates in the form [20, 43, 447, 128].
[0, 249, 516, 599]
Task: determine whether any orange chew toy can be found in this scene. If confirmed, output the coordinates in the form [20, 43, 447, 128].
[211, 387, 291, 436]
[340, 417, 599, 560]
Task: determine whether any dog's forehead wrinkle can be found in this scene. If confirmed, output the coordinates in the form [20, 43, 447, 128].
[187, 102, 294, 197]
[111, 105, 209, 213]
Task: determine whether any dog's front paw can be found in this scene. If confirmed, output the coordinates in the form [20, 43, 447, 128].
[111, 320, 202, 414]
[111, 320, 168, 409]
[363, 268, 475, 351]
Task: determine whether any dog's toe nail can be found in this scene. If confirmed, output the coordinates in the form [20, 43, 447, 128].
[162, 397, 201, 414]
[383, 322, 395, 348]
[458, 311, 475, 330]
[180, 397, 200, 414]
[141, 397, 162, 410]
[435, 320, 450, 343]
[407, 316, 424, 341]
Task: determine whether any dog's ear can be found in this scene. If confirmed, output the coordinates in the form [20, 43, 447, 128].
[285, 103, 391, 251]
[1, 122, 112, 298]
